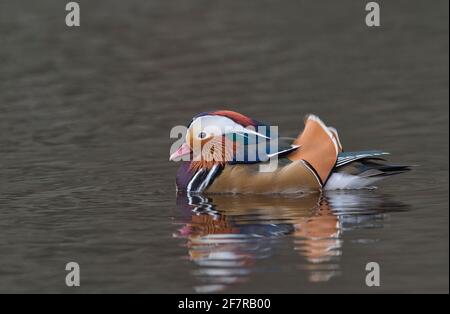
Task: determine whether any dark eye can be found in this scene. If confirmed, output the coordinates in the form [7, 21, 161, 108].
[198, 132, 207, 139]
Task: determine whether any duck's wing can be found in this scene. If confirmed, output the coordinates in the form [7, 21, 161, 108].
[212, 115, 343, 192]
[326, 158, 412, 190]
[336, 151, 389, 167]
[288, 115, 342, 186]
[230, 136, 300, 164]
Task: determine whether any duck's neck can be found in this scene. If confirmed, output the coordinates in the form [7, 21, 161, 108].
[189, 160, 225, 172]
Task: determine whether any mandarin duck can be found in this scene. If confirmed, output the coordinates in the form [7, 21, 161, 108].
[170, 110, 410, 193]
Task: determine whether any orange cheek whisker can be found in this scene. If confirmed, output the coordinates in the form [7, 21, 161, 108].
[188, 137, 237, 170]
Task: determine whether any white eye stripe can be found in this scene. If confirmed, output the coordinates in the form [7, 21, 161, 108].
[189, 115, 271, 140]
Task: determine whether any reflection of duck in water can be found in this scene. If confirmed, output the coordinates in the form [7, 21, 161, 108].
[174, 192, 408, 292]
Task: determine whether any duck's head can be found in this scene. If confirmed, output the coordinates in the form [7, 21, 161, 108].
[170, 110, 270, 170]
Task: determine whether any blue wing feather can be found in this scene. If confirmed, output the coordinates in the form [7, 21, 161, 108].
[336, 150, 389, 167]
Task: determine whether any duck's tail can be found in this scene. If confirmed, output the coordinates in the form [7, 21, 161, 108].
[325, 151, 412, 190]
[286, 115, 411, 190]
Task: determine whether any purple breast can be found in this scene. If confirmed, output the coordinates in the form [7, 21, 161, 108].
[175, 162, 195, 191]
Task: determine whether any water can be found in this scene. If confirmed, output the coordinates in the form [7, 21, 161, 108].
[0, 0, 448, 293]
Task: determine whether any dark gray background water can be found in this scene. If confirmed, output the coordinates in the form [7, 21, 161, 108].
[0, 0, 448, 293]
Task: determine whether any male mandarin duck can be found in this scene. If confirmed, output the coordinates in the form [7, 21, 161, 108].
[170, 110, 410, 194]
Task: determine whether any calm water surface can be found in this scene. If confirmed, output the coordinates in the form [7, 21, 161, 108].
[0, 0, 448, 293]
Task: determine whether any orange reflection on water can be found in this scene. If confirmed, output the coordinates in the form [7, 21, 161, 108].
[174, 192, 406, 292]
